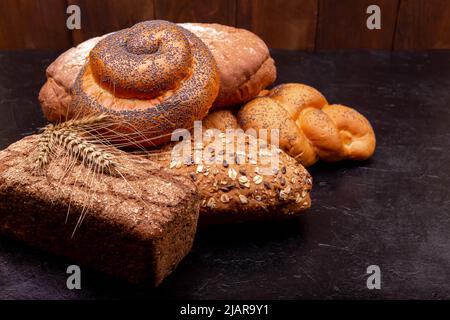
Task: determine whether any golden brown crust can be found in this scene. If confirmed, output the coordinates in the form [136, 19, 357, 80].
[39, 35, 108, 122]
[237, 83, 376, 166]
[321, 104, 377, 161]
[72, 20, 220, 146]
[238, 97, 319, 166]
[151, 132, 312, 225]
[201, 108, 240, 131]
[269, 83, 328, 118]
[39, 22, 276, 122]
[89, 22, 193, 100]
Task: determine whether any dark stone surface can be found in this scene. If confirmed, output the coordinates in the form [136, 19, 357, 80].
[0, 49, 449, 299]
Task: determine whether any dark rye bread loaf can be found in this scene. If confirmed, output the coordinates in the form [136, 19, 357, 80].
[0, 135, 199, 285]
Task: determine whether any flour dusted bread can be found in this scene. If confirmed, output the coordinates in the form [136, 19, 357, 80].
[180, 23, 276, 108]
[39, 21, 276, 123]
[0, 135, 199, 285]
[39, 35, 107, 122]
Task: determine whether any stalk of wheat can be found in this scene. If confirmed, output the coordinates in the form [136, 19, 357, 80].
[53, 128, 115, 173]
[32, 113, 165, 236]
[35, 114, 116, 174]
[53, 113, 109, 131]
[35, 124, 55, 173]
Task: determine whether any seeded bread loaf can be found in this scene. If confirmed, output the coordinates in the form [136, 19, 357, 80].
[151, 133, 312, 225]
[0, 135, 199, 285]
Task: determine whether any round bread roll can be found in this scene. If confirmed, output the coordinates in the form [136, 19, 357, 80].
[39, 21, 276, 125]
[237, 83, 376, 166]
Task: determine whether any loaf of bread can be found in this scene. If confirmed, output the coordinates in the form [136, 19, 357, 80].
[150, 124, 312, 225]
[238, 83, 377, 166]
[0, 134, 199, 285]
[180, 23, 276, 108]
[39, 21, 276, 123]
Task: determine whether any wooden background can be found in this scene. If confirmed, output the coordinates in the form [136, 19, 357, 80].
[1, 0, 449, 50]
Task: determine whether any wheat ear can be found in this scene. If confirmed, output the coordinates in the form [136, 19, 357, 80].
[34, 114, 113, 173]
[35, 124, 55, 173]
[53, 128, 116, 173]
[53, 113, 109, 131]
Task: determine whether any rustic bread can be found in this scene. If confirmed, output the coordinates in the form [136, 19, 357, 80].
[238, 83, 377, 166]
[151, 128, 312, 225]
[180, 23, 276, 108]
[0, 135, 199, 285]
[39, 22, 276, 122]
[39, 35, 107, 122]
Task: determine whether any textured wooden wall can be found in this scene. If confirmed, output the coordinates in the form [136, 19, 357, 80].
[0, 0, 449, 50]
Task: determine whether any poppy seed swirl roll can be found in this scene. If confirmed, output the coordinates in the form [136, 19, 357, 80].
[72, 20, 220, 146]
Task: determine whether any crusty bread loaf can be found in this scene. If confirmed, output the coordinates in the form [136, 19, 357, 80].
[238, 83, 376, 166]
[180, 23, 276, 108]
[39, 35, 107, 122]
[150, 127, 312, 225]
[39, 22, 276, 123]
[0, 135, 199, 285]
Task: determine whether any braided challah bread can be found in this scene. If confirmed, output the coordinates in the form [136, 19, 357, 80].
[238, 83, 376, 166]
[202, 83, 375, 167]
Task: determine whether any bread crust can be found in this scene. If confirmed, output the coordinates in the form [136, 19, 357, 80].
[238, 83, 376, 166]
[0, 135, 199, 285]
[180, 23, 276, 107]
[150, 111, 312, 225]
[39, 35, 107, 122]
[38, 22, 276, 123]
[72, 20, 219, 146]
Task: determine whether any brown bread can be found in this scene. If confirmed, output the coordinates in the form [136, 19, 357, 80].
[0, 135, 199, 285]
